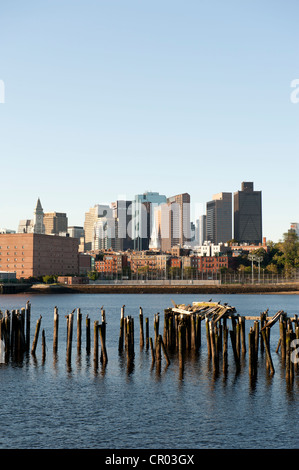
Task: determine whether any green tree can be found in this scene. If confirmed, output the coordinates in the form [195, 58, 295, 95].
[274, 231, 299, 271]
[87, 270, 99, 281]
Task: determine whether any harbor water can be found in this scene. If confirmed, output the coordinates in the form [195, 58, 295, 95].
[0, 292, 299, 450]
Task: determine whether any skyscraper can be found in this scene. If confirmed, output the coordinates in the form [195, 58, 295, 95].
[206, 193, 232, 244]
[84, 204, 112, 250]
[132, 192, 167, 251]
[111, 200, 133, 251]
[167, 192, 191, 248]
[234, 182, 262, 244]
[44, 212, 68, 235]
[195, 214, 206, 245]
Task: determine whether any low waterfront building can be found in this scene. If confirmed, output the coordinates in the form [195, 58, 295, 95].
[0, 233, 79, 278]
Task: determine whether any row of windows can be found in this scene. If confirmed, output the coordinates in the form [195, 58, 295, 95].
[0, 246, 25, 249]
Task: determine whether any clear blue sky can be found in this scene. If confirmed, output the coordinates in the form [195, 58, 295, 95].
[0, 0, 298, 242]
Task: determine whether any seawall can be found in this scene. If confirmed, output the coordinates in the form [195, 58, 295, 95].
[25, 283, 299, 295]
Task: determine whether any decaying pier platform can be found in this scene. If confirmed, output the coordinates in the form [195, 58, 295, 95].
[0, 299, 298, 385]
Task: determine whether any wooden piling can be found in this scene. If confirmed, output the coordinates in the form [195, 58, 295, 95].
[42, 329, 46, 362]
[155, 334, 162, 363]
[25, 301, 31, 352]
[4, 311, 10, 354]
[100, 308, 106, 363]
[53, 307, 59, 354]
[77, 308, 82, 353]
[205, 317, 211, 356]
[209, 320, 219, 374]
[196, 314, 201, 350]
[94, 320, 99, 364]
[145, 317, 149, 350]
[248, 327, 256, 378]
[279, 317, 286, 364]
[99, 324, 108, 365]
[86, 315, 90, 354]
[31, 315, 42, 355]
[229, 329, 240, 372]
[260, 312, 266, 353]
[139, 307, 144, 349]
[160, 335, 170, 366]
[223, 325, 228, 373]
[240, 316, 246, 355]
[118, 313, 124, 353]
[236, 316, 240, 360]
[261, 328, 275, 375]
[190, 314, 196, 351]
[149, 337, 155, 364]
[154, 313, 159, 347]
[66, 312, 74, 364]
[254, 320, 259, 361]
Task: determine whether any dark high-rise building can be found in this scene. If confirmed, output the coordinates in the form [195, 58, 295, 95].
[234, 182, 262, 244]
[111, 200, 134, 251]
[206, 192, 232, 244]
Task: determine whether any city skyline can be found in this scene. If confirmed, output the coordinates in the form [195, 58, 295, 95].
[0, 1, 299, 243]
[0, 181, 295, 244]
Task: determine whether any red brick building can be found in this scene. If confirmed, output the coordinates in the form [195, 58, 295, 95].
[0, 233, 79, 279]
[95, 253, 127, 274]
[198, 256, 230, 273]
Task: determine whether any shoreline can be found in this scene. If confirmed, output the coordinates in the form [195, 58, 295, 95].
[24, 283, 299, 295]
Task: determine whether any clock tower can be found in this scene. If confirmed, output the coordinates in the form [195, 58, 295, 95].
[33, 198, 45, 234]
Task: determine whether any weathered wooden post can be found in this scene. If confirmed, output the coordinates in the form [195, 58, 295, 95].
[160, 335, 170, 366]
[4, 311, 10, 354]
[209, 320, 219, 375]
[279, 317, 286, 365]
[223, 325, 228, 373]
[154, 313, 159, 347]
[145, 317, 149, 350]
[77, 308, 82, 354]
[94, 320, 99, 365]
[53, 307, 59, 354]
[86, 315, 90, 354]
[286, 329, 291, 381]
[66, 312, 74, 364]
[254, 320, 259, 361]
[139, 307, 144, 349]
[205, 316, 211, 356]
[229, 328, 240, 372]
[248, 327, 256, 378]
[42, 329, 46, 362]
[260, 312, 266, 353]
[99, 324, 108, 365]
[16, 311, 26, 357]
[149, 337, 155, 364]
[236, 315, 241, 360]
[10, 310, 16, 352]
[31, 315, 42, 355]
[190, 314, 196, 351]
[155, 334, 162, 363]
[240, 316, 246, 355]
[25, 301, 31, 352]
[196, 314, 201, 350]
[100, 308, 106, 364]
[118, 306, 125, 353]
[178, 322, 185, 369]
[261, 328, 275, 375]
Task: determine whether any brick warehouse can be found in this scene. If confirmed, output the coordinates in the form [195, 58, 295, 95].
[0, 233, 79, 279]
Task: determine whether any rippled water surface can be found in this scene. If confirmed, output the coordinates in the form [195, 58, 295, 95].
[0, 292, 299, 449]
